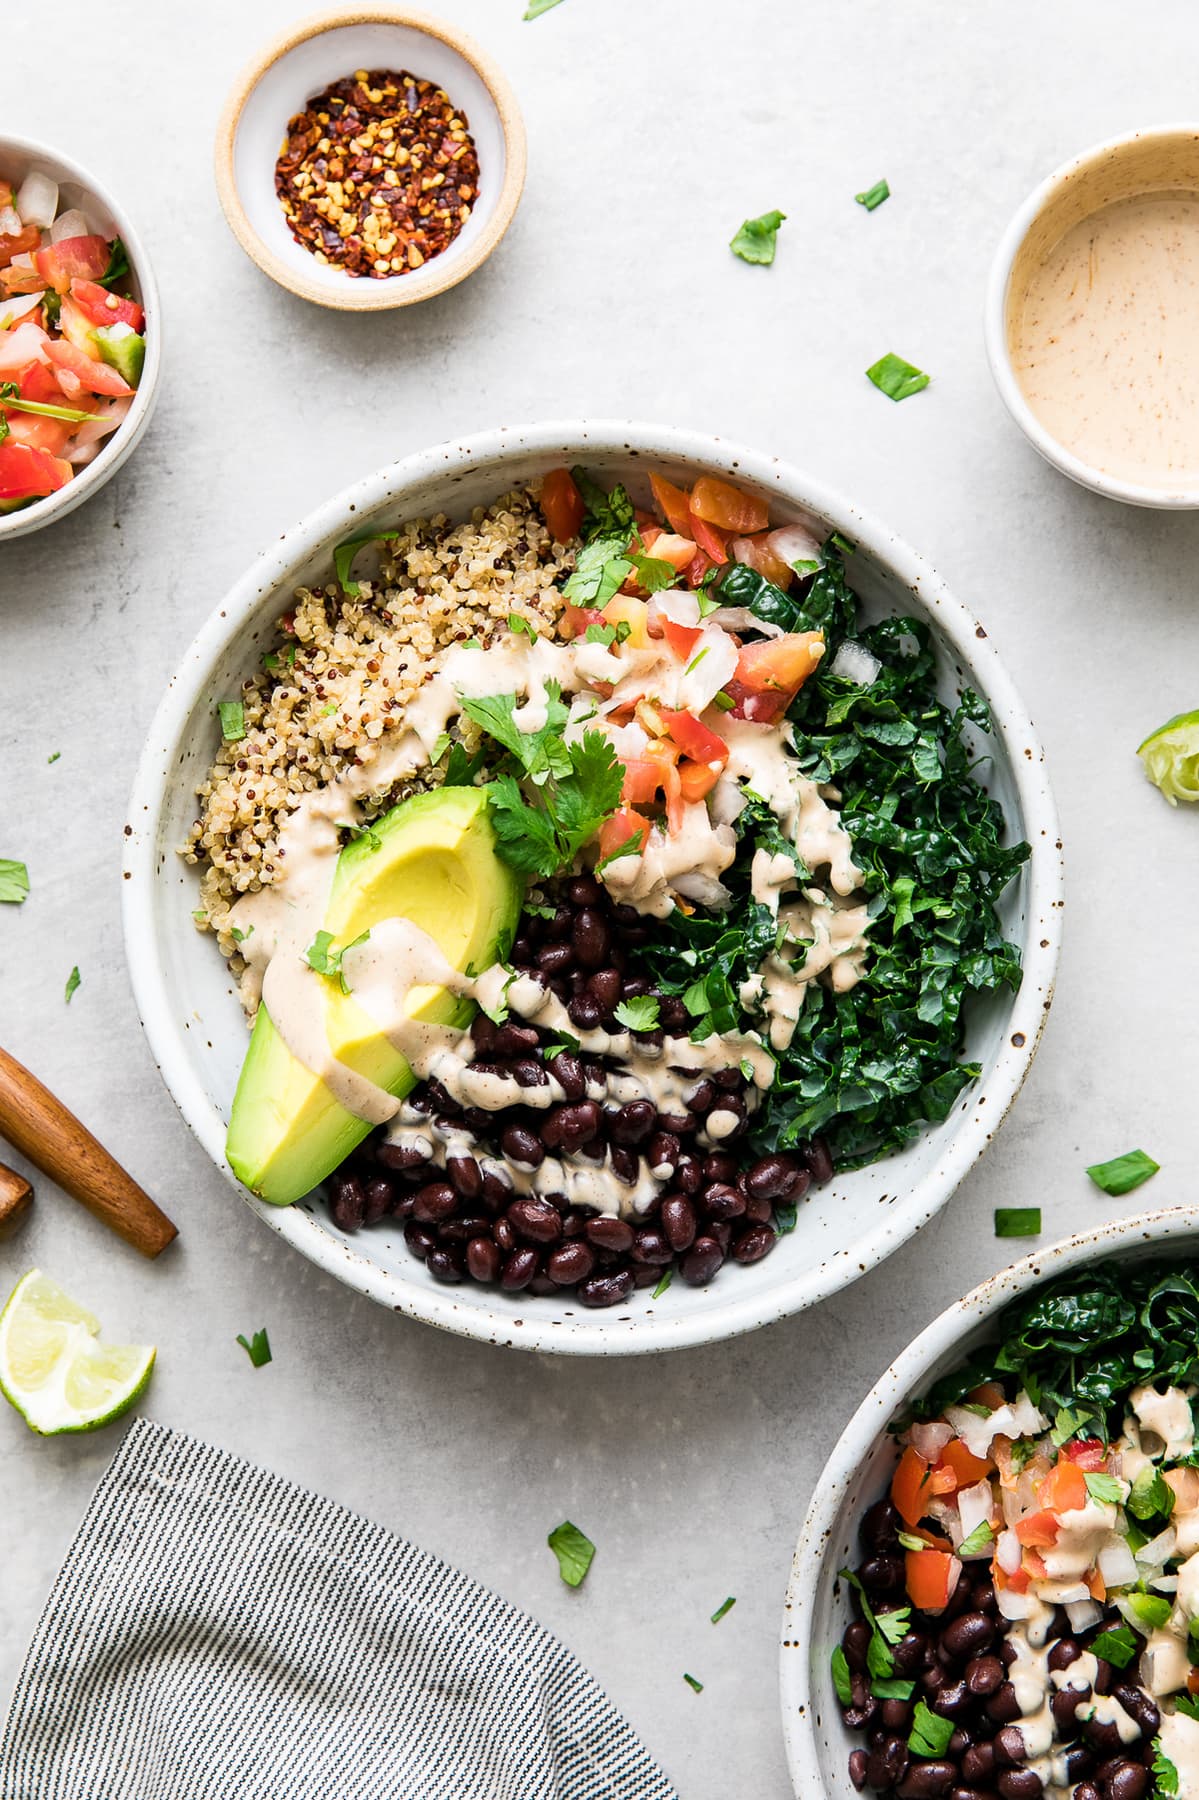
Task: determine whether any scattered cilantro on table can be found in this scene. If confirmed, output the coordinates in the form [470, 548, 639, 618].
[0, 859, 29, 904]
[866, 353, 930, 401]
[995, 1208, 1040, 1237]
[548, 1520, 594, 1586]
[237, 1328, 272, 1368]
[1087, 1148, 1159, 1195]
[856, 179, 891, 211]
[64, 966, 81, 1004]
[730, 210, 786, 265]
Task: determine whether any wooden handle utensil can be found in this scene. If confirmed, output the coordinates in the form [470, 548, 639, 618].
[0, 1161, 33, 1236]
[0, 1046, 177, 1258]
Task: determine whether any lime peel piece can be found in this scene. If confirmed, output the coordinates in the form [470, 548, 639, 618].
[0, 1270, 155, 1436]
[1137, 708, 1199, 805]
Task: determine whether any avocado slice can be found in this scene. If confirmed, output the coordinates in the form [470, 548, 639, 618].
[225, 784, 521, 1207]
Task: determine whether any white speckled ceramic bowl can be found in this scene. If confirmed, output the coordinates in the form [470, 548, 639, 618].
[122, 422, 1063, 1355]
[214, 8, 525, 310]
[0, 134, 161, 543]
[779, 1210, 1199, 1797]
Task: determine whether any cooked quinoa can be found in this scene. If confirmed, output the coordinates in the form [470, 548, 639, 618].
[185, 485, 572, 951]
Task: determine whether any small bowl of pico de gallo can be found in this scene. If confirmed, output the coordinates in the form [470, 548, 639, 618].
[0, 135, 160, 542]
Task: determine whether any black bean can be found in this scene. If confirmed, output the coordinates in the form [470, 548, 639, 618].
[494, 1218, 516, 1254]
[609, 1100, 656, 1147]
[942, 1611, 996, 1661]
[1051, 1688, 1083, 1734]
[466, 1236, 501, 1282]
[986, 1683, 1022, 1724]
[1061, 1747, 1094, 1784]
[859, 1556, 904, 1595]
[631, 1228, 673, 1266]
[500, 1247, 539, 1290]
[892, 1632, 928, 1677]
[328, 1173, 367, 1231]
[501, 1124, 544, 1168]
[585, 1215, 635, 1252]
[609, 1146, 639, 1184]
[896, 1761, 956, 1798]
[706, 1219, 733, 1256]
[439, 1214, 490, 1243]
[376, 1141, 429, 1172]
[994, 1725, 1027, 1766]
[713, 1067, 742, 1091]
[508, 1198, 563, 1244]
[393, 1192, 416, 1220]
[921, 1666, 946, 1696]
[412, 1181, 457, 1224]
[1112, 1684, 1157, 1737]
[528, 1273, 558, 1296]
[680, 1236, 724, 1285]
[547, 1241, 595, 1285]
[567, 992, 602, 1030]
[646, 1131, 680, 1173]
[547, 1052, 585, 1101]
[543, 1101, 602, 1153]
[403, 1221, 436, 1260]
[586, 967, 622, 1011]
[849, 1749, 868, 1792]
[1074, 1786, 1102, 1800]
[843, 1620, 872, 1675]
[702, 1182, 747, 1222]
[961, 1744, 996, 1785]
[362, 1177, 393, 1224]
[1093, 1659, 1114, 1698]
[860, 1500, 902, 1555]
[973, 1578, 997, 1615]
[537, 942, 574, 975]
[513, 1059, 548, 1089]
[702, 1151, 739, 1183]
[1047, 1638, 1081, 1673]
[572, 908, 609, 967]
[745, 1153, 801, 1201]
[660, 1193, 697, 1251]
[674, 1155, 702, 1194]
[880, 1698, 914, 1731]
[965, 1654, 1004, 1697]
[931, 1679, 970, 1721]
[578, 1269, 635, 1308]
[1104, 1762, 1149, 1800]
[492, 1022, 540, 1056]
[481, 1167, 513, 1206]
[733, 1223, 777, 1265]
[865, 1737, 908, 1789]
[803, 1136, 835, 1184]
[997, 1772, 1042, 1800]
[426, 1246, 464, 1283]
[1083, 1717, 1123, 1756]
[447, 1154, 482, 1200]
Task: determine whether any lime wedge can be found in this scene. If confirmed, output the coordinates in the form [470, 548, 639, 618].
[1137, 709, 1199, 806]
[0, 1270, 155, 1436]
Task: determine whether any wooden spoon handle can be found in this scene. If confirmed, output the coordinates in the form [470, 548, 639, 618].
[0, 1160, 33, 1235]
[0, 1046, 177, 1258]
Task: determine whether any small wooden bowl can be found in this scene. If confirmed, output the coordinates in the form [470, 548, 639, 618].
[214, 7, 526, 311]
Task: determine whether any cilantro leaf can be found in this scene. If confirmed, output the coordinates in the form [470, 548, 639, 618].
[333, 528, 401, 599]
[856, 179, 891, 211]
[524, 0, 566, 18]
[236, 1327, 272, 1368]
[614, 995, 661, 1032]
[730, 209, 786, 265]
[1153, 1741, 1180, 1797]
[957, 1520, 994, 1556]
[839, 1567, 909, 1682]
[548, 1520, 594, 1586]
[0, 859, 29, 904]
[483, 731, 623, 881]
[908, 1700, 954, 1758]
[1129, 1465, 1175, 1521]
[217, 700, 246, 742]
[1084, 1471, 1123, 1504]
[630, 552, 678, 594]
[1090, 1624, 1139, 1669]
[831, 1645, 852, 1705]
[562, 535, 633, 606]
[866, 353, 930, 402]
[64, 965, 81, 1004]
[1086, 1149, 1160, 1196]
[97, 238, 130, 290]
[304, 928, 370, 995]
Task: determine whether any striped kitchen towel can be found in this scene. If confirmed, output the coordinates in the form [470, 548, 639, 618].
[0, 1418, 677, 1800]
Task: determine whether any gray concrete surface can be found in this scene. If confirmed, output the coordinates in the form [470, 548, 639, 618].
[3, 3, 1199, 1793]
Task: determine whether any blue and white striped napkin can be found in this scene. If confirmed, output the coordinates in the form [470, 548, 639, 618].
[0, 1419, 677, 1800]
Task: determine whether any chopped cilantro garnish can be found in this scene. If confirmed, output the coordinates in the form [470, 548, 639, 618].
[64, 965, 81, 1004]
[97, 238, 130, 290]
[217, 700, 246, 742]
[563, 535, 633, 607]
[651, 1268, 672, 1299]
[866, 353, 930, 402]
[1090, 1624, 1138, 1669]
[595, 828, 646, 874]
[838, 1567, 909, 1681]
[547, 1520, 594, 1587]
[230, 924, 254, 943]
[710, 1596, 736, 1624]
[508, 612, 539, 642]
[304, 928, 370, 995]
[682, 1673, 704, 1694]
[831, 1645, 852, 1705]
[908, 1701, 954, 1758]
[995, 1208, 1041, 1237]
[1086, 1148, 1159, 1195]
[630, 551, 677, 594]
[1083, 1471, 1123, 1504]
[1129, 1465, 1175, 1521]
[47, 751, 60, 764]
[855, 179, 891, 211]
[0, 859, 29, 905]
[523, 0, 565, 15]
[333, 528, 401, 598]
[614, 995, 660, 1032]
[1154, 1742, 1180, 1797]
[236, 1327, 272, 1368]
[730, 209, 786, 265]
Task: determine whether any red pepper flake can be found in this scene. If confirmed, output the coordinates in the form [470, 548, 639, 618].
[273, 67, 481, 279]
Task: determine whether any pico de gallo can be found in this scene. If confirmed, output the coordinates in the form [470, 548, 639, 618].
[834, 1260, 1199, 1799]
[0, 166, 146, 514]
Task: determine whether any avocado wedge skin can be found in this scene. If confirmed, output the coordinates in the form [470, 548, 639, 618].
[225, 784, 522, 1208]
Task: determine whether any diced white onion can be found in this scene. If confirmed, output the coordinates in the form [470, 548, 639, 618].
[50, 206, 91, 243]
[996, 1528, 1022, 1575]
[1151, 1574, 1179, 1593]
[0, 205, 20, 237]
[956, 1480, 994, 1552]
[673, 871, 731, 910]
[996, 1584, 1032, 1621]
[15, 170, 58, 229]
[944, 1557, 963, 1604]
[1136, 1526, 1177, 1571]
[70, 397, 131, 450]
[1040, 1581, 1092, 1604]
[675, 625, 738, 715]
[707, 604, 783, 638]
[647, 589, 700, 631]
[65, 440, 101, 467]
[0, 320, 50, 372]
[829, 639, 882, 687]
[1066, 1599, 1104, 1632]
[909, 1422, 954, 1461]
[708, 777, 746, 828]
[0, 290, 46, 328]
[765, 523, 824, 569]
[1009, 1392, 1051, 1438]
[1099, 1540, 1140, 1589]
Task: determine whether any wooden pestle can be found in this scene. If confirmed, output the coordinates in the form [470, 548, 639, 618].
[0, 1161, 33, 1235]
[0, 1046, 177, 1257]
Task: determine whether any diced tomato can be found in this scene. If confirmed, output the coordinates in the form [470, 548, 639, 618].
[1022, 1548, 1049, 1579]
[558, 605, 603, 640]
[732, 531, 795, 589]
[687, 509, 729, 566]
[926, 1464, 959, 1497]
[891, 1445, 931, 1526]
[661, 617, 703, 662]
[730, 633, 825, 722]
[994, 1560, 1030, 1594]
[648, 531, 697, 572]
[678, 760, 722, 803]
[69, 277, 144, 333]
[1188, 1668, 1199, 1696]
[539, 467, 584, 545]
[14, 361, 72, 405]
[622, 758, 664, 807]
[34, 235, 112, 293]
[2, 409, 73, 455]
[597, 808, 647, 867]
[0, 223, 41, 271]
[0, 441, 71, 500]
[939, 1438, 992, 1487]
[659, 708, 729, 768]
[690, 475, 769, 535]
[1013, 1509, 1060, 1547]
[905, 1549, 957, 1613]
[1039, 1459, 1088, 1515]
[1062, 1439, 1107, 1472]
[599, 593, 649, 648]
[684, 548, 719, 589]
[649, 472, 694, 539]
[44, 336, 131, 397]
[969, 1383, 1007, 1410]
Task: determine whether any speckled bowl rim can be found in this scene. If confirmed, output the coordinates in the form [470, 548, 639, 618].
[122, 420, 1063, 1356]
[213, 6, 527, 311]
[779, 1208, 1199, 1796]
[0, 132, 162, 543]
[985, 122, 1199, 509]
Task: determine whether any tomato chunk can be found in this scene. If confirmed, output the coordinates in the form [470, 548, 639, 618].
[647, 531, 697, 572]
[661, 617, 703, 662]
[1039, 1459, 1088, 1515]
[34, 235, 111, 293]
[0, 223, 41, 271]
[1061, 1439, 1107, 1472]
[939, 1438, 993, 1487]
[891, 1445, 931, 1526]
[1013, 1509, 1060, 1547]
[687, 509, 729, 566]
[540, 467, 584, 545]
[44, 336, 132, 396]
[678, 760, 722, 803]
[69, 277, 144, 333]
[597, 808, 647, 866]
[658, 707, 729, 768]
[732, 531, 794, 589]
[690, 475, 769, 535]
[729, 633, 825, 721]
[0, 441, 71, 500]
[905, 1549, 957, 1612]
[649, 472, 694, 539]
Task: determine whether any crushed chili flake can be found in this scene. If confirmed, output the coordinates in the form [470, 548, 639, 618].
[274, 67, 481, 279]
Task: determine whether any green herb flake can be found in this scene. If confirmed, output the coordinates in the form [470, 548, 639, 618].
[548, 1520, 595, 1587]
[523, 0, 565, 15]
[595, 827, 646, 874]
[908, 1700, 955, 1758]
[332, 528, 401, 598]
[866, 353, 930, 402]
[1153, 1741, 1180, 1797]
[651, 1267, 673, 1300]
[1126, 1591, 1172, 1631]
[995, 1208, 1041, 1238]
[957, 1520, 994, 1556]
[710, 1596, 736, 1624]
[831, 1644, 852, 1705]
[730, 209, 786, 266]
[64, 965, 81, 1004]
[0, 859, 30, 905]
[1086, 1149, 1160, 1196]
[217, 700, 246, 743]
[236, 1328, 272, 1368]
[1090, 1624, 1139, 1670]
[839, 1567, 910, 1682]
[613, 994, 661, 1032]
[304, 928, 370, 995]
[713, 690, 735, 712]
[856, 179, 891, 212]
[47, 751, 60, 764]
[508, 612, 539, 642]
[1129, 1465, 1175, 1522]
[682, 1672, 704, 1694]
[97, 238, 130, 290]
[1084, 1471, 1123, 1504]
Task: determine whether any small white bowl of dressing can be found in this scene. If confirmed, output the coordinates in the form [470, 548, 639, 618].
[986, 125, 1199, 508]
